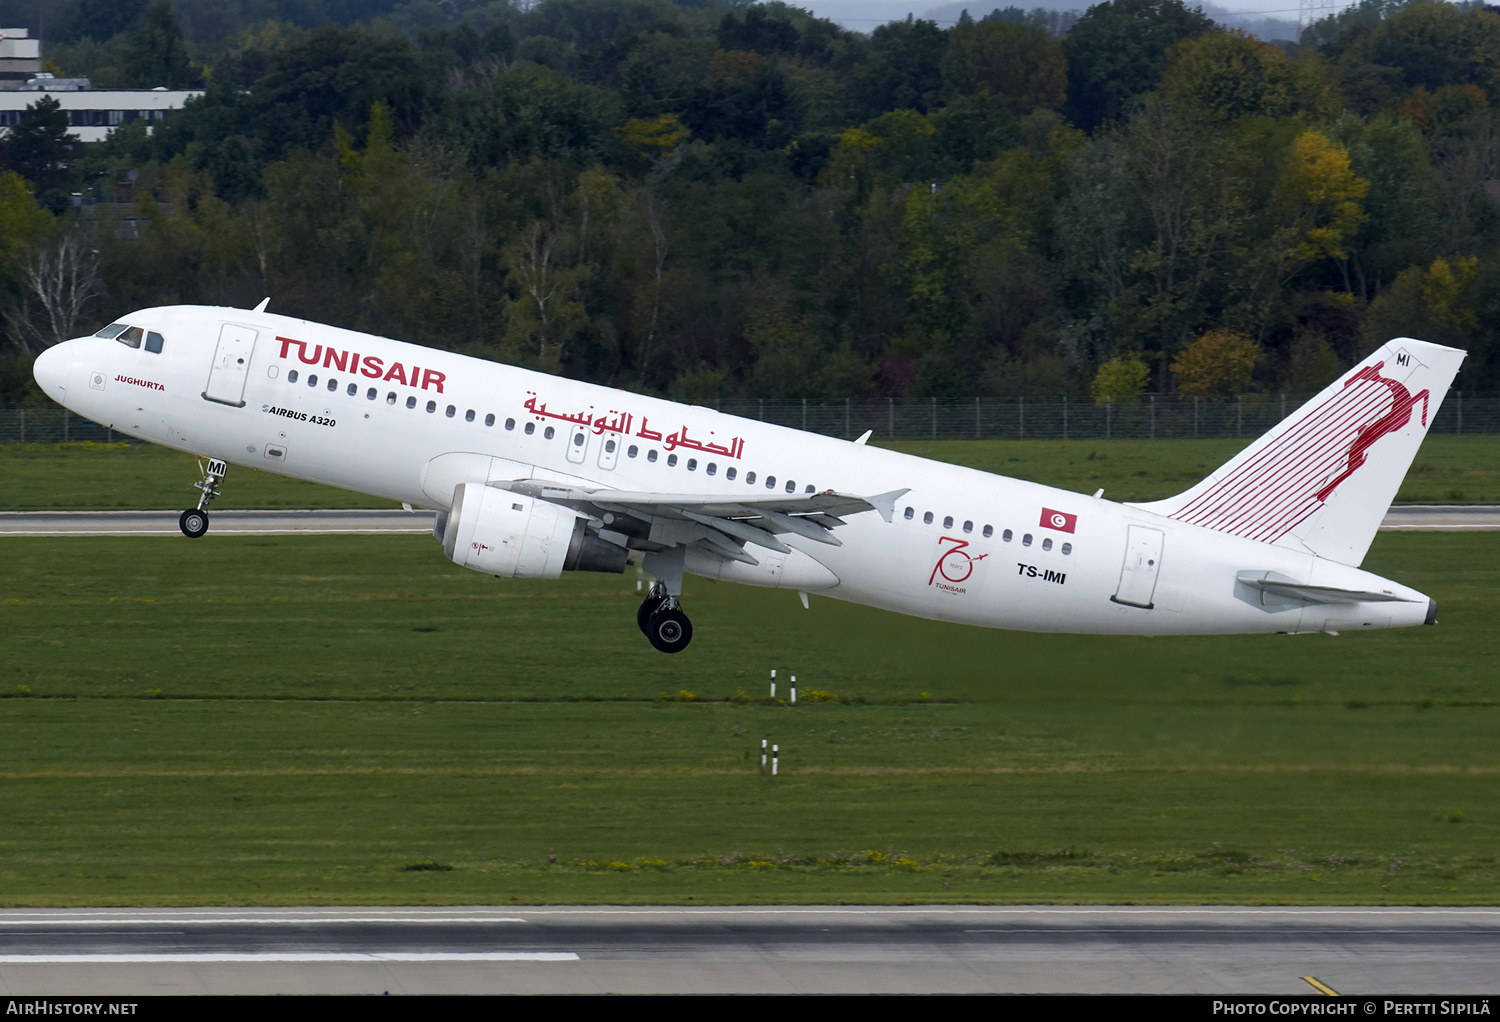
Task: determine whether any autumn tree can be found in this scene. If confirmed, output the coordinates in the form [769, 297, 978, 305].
[1171, 328, 1261, 399]
[1090, 355, 1150, 404]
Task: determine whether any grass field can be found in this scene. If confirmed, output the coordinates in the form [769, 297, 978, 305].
[1, 433, 1496, 510]
[0, 441, 1496, 906]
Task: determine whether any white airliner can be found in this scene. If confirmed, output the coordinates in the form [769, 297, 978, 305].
[31, 304, 1464, 652]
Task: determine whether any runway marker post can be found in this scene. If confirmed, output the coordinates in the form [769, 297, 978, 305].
[790, 676, 797, 704]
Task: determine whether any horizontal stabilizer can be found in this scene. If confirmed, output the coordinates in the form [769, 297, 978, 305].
[1235, 570, 1414, 605]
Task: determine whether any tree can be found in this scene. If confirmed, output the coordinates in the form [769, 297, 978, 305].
[0, 97, 78, 211]
[940, 19, 1066, 115]
[126, 2, 199, 90]
[1171, 328, 1260, 399]
[54, 0, 148, 44]
[1091, 355, 1149, 404]
[849, 17, 948, 119]
[0, 172, 54, 286]
[1159, 30, 1340, 124]
[1339, 1, 1500, 98]
[8, 233, 104, 353]
[1064, 0, 1213, 131]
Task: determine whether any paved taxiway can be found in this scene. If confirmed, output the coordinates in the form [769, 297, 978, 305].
[2, 505, 1498, 536]
[0, 906, 1497, 995]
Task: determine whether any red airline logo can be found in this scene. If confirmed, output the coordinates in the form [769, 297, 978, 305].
[1040, 508, 1076, 533]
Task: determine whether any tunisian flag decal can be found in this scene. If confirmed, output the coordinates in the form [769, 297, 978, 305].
[1040, 507, 1077, 533]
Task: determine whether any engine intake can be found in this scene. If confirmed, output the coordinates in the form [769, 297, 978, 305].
[441, 482, 626, 578]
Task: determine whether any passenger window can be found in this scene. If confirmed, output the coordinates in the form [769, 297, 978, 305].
[1042, 537, 1053, 551]
[525, 422, 535, 435]
[327, 378, 337, 391]
[1061, 542, 1072, 555]
[982, 525, 993, 538]
[605, 439, 616, 453]
[1022, 533, 1033, 547]
[963, 520, 973, 533]
[726, 467, 737, 480]
[116, 326, 143, 348]
[667, 454, 678, 467]
[923, 512, 933, 525]
[484, 413, 494, 426]
[505, 418, 515, 430]
[288, 370, 300, 384]
[145, 332, 165, 354]
[406, 396, 417, 409]
[1003, 529, 1013, 542]
[765, 476, 776, 489]
[544, 426, 555, 439]
[785, 480, 795, 492]
[943, 516, 953, 529]
[346, 382, 356, 396]
[706, 463, 716, 476]
[746, 471, 756, 484]
[386, 391, 396, 404]
[687, 458, 697, 471]
[805, 485, 814, 493]
[628, 445, 638, 458]
[647, 449, 658, 462]
[426, 400, 436, 413]
[573, 431, 584, 446]
[367, 388, 377, 400]
[445, 405, 456, 418]
[308, 374, 318, 387]
[904, 507, 914, 520]
[466, 410, 475, 422]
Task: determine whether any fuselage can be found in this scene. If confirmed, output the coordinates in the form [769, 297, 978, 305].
[32, 305, 1434, 637]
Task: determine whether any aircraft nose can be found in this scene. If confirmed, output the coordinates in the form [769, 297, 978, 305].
[32, 342, 74, 405]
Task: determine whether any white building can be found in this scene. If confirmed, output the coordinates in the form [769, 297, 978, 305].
[0, 31, 202, 142]
[0, 80, 202, 143]
[0, 27, 41, 88]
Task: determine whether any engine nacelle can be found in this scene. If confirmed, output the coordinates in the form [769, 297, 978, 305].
[441, 482, 626, 578]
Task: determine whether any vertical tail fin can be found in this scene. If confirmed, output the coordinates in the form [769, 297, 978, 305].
[1133, 338, 1466, 566]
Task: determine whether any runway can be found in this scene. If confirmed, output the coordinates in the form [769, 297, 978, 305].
[1, 505, 1497, 535]
[0, 906, 1496, 995]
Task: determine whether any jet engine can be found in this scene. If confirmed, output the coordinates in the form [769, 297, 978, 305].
[440, 482, 627, 578]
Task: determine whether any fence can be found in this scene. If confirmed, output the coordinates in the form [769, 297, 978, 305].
[2, 393, 1497, 445]
[712, 393, 1499, 441]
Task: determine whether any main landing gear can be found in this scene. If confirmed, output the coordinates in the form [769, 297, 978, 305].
[637, 582, 693, 654]
[179, 457, 227, 539]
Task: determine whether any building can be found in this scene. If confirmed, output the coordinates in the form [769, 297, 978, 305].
[0, 27, 41, 88]
[0, 31, 202, 142]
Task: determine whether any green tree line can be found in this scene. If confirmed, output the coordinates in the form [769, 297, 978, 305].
[2, 0, 1499, 405]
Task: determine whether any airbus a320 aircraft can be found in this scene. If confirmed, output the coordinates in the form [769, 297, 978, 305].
[32, 304, 1464, 653]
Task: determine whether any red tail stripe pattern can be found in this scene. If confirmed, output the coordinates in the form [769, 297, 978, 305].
[1167, 371, 1413, 544]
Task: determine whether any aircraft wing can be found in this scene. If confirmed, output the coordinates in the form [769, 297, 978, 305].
[499, 480, 908, 565]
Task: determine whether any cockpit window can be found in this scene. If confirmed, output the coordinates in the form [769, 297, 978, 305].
[145, 332, 164, 354]
[95, 323, 129, 339]
[115, 326, 144, 348]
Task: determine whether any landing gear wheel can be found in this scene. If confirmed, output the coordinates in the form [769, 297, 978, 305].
[645, 607, 693, 654]
[179, 509, 209, 539]
[637, 594, 666, 634]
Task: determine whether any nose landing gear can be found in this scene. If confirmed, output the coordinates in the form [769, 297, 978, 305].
[179, 457, 227, 538]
